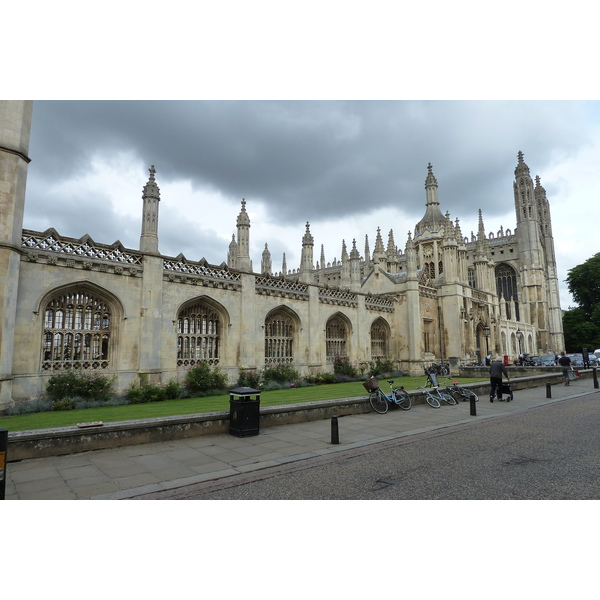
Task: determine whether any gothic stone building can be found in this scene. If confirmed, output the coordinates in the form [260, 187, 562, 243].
[0, 101, 564, 411]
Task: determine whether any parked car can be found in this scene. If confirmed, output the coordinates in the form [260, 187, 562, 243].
[533, 354, 557, 366]
[566, 353, 584, 367]
[571, 352, 599, 366]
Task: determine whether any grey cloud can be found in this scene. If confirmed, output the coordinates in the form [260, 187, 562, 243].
[27, 100, 594, 243]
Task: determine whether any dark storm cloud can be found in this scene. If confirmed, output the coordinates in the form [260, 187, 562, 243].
[27, 100, 593, 231]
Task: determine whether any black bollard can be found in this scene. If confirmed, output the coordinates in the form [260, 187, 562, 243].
[331, 416, 339, 445]
[0, 428, 7, 501]
[546, 383, 552, 398]
[594, 368, 599, 389]
[470, 395, 477, 416]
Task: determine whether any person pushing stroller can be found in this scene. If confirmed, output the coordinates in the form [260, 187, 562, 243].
[489, 355, 510, 402]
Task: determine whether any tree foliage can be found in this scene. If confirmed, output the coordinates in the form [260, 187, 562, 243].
[566, 252, 600, 315]
[563, 254, 600, 352]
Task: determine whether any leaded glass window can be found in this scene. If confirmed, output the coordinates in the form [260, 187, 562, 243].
[371, 318, 389, 359]
[326, 315, 348, 362]
[42, 290, 112, 371]
[264, 309, 294, 365]
[176, 301, 220, 366]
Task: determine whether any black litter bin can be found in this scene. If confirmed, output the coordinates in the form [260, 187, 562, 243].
[229, 387, 260, 437]
[0, 428, 8, 500]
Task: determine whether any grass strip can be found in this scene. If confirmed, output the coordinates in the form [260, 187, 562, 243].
[1, 376, 487, 432]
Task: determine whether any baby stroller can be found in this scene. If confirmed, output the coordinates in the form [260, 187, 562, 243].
[498, 381, 513, 402]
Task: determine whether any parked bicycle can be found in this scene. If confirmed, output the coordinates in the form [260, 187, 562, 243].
[417, 370, 450, 389]
[363, 378, 412, 414]
[445, 381, 479, 403]
[426, 363, 450, 376]
[423, 385, 456, 408]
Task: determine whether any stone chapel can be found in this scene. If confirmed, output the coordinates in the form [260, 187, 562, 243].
[0, 101, 564, 411]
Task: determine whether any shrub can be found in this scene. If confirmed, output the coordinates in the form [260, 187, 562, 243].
[53, 398, 75, 411]
[333, 354, 358, 378]
[368, 357, 396, 377]
[126, 383, 167, 404]
[46, 371, 115, 402]
[305, 372, 338, 385]
[7, 398, 54, 415]
[238, 369, 261, 389]
[163, 380, 184, 400]
[261, 363, 299, 385]
[183, 362, 228, 395]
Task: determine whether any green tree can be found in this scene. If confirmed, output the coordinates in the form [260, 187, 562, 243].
[563, 254, 600, 352]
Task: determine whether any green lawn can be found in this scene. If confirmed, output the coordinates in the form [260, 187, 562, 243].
[0, 375, 487, 432]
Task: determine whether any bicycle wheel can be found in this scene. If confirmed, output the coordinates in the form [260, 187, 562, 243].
[461, 389, 479, 403]
[393, 388, 412, 410]
[440, 366, 449, 376]
[370, 390, 388, 414]
[425, 391, 441, 408]
[439, 391, 457, 405]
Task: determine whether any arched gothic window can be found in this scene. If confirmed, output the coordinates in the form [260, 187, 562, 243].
[326, 315, 349, 362]
[177, 300, 221, 366]
[496, 264, 520, 321]
[42, 290, 112, 371]
[370, 318, 389, 359]
[264, 309, 295, 365]
[468, 267, 476, 288]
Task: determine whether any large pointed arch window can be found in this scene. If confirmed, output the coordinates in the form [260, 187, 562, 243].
[42, 290, 112, 371]
[177, 300, 221, 366]
[326, 315, 349, 362]
[496, 264, 520, 321]
[264, 309, 295, 365]
[370, 318, 389, 359]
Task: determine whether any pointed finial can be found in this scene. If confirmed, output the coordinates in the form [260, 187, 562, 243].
[149, 165, 156, 179]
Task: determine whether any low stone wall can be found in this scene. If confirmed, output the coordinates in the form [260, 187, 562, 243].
[6, 370, 596, 462]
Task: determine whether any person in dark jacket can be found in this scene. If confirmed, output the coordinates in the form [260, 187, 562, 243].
[558, 351, 572, 385]
[489, 356, 510, 402]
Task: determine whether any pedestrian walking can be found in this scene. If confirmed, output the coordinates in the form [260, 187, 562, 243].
[489, 355, 510, 402]
[558, 351, 572, 385]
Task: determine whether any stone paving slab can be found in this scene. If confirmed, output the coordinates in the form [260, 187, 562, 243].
[3, 379, 599, 500]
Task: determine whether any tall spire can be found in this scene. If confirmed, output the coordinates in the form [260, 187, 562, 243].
[140, 165, 161, 253]
[364, 234, 371, 264]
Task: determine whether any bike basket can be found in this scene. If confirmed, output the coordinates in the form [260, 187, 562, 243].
[363, 378, 379, 392]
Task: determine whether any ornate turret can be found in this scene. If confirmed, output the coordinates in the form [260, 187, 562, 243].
[414, 163, 447, 240]
[140, 165, 161, 253]
[227, 234, 238, 268]
[350, 239, 361, 286]
[299, 222, 314, 282]
[261, 243, 272, 275]
[340, 239, 350, 284]
[405, 231, 418, 279]
[372, 227, 386, 265]
[235, 199, 251, 271]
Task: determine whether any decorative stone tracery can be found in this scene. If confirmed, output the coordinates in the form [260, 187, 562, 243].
[42, 290, 112, 371]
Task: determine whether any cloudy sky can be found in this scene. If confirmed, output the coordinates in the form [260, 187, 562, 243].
[8, 0, 594, 570]
[9, 2, 598, 317]
[22, 100, 599, 310]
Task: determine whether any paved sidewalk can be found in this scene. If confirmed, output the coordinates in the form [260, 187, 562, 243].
[4, 380, 599, 500]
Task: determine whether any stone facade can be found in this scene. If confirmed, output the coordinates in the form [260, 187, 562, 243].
[0, 101, 564, 410]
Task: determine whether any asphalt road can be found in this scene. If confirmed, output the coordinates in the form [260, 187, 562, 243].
[136, 394, 600, 500]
